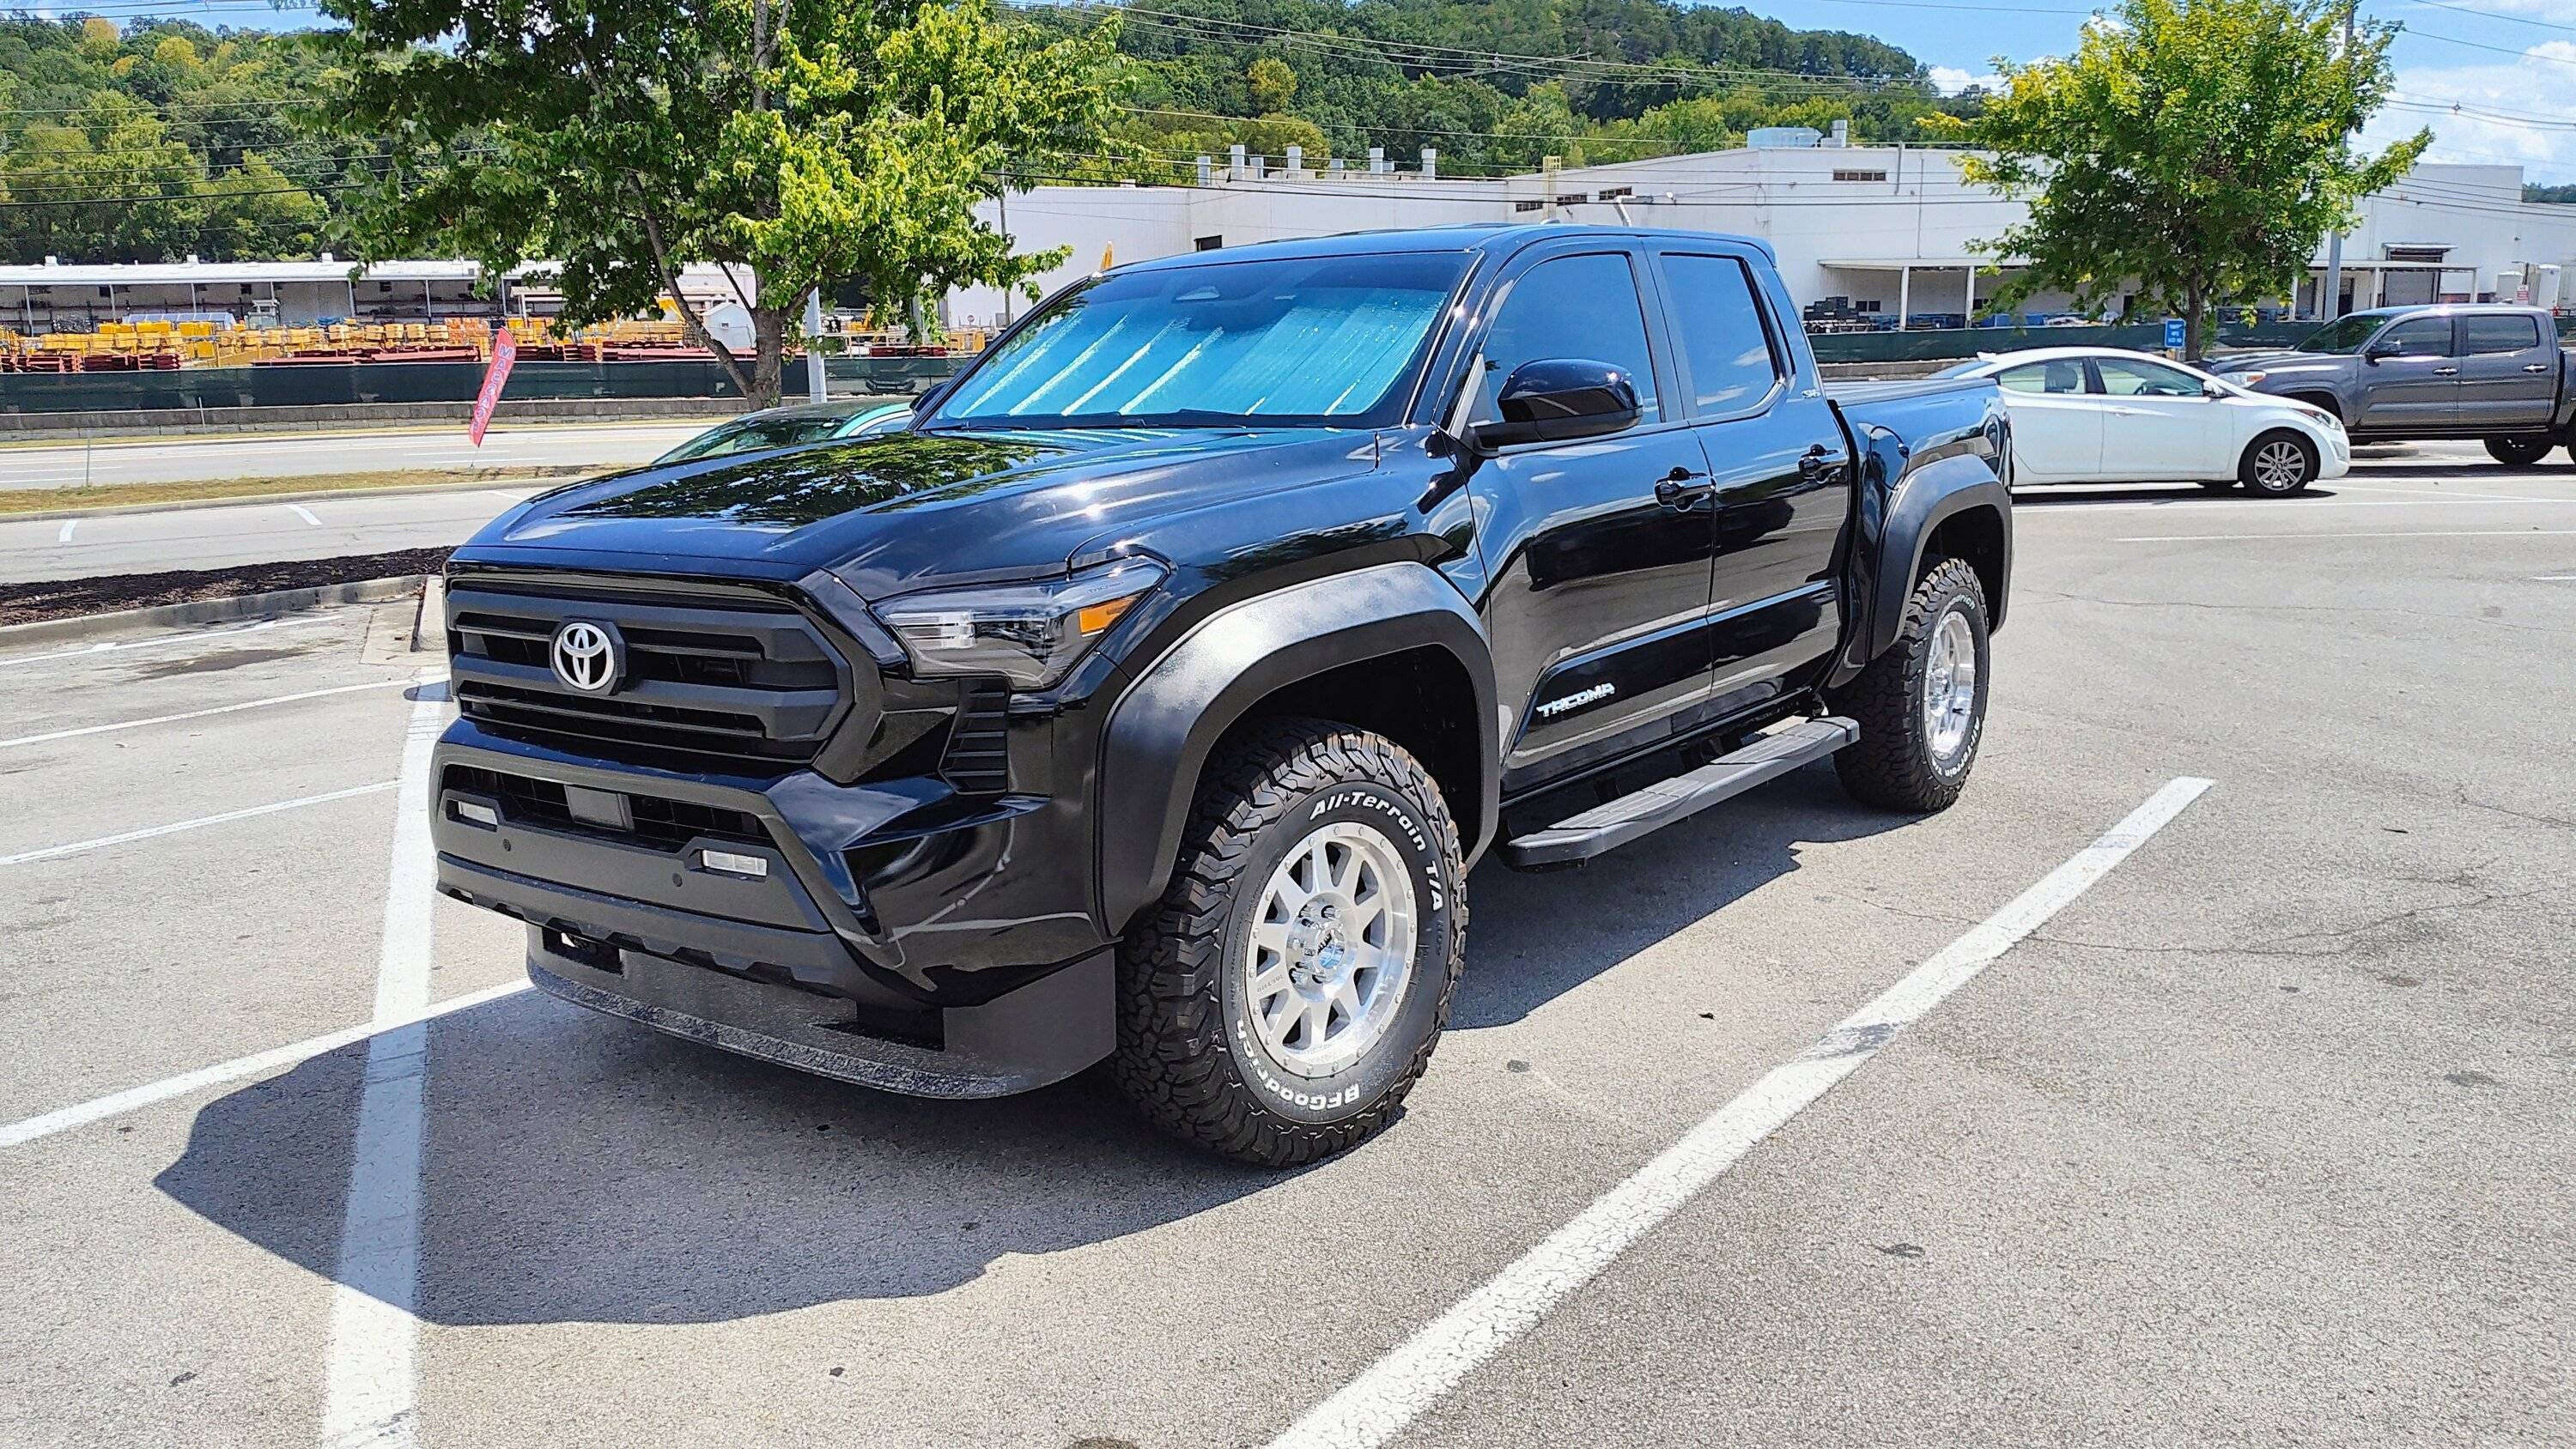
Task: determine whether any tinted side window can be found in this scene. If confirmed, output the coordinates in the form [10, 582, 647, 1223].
[1996, 360, 2087, 395]
[2465, 315, 2543, 355]
[1474, 252, 1659, 424]
[1657, 253, 1781, 415]
[2376, 318, 2454, 357]
[2093, 357, 2203, 397]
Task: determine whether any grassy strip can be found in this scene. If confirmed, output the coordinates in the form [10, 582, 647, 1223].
[0, 465, 592, 517]
[0, 547, 453, 627]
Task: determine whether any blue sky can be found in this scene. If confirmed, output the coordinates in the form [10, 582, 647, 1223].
[52, 0, 2576, 183]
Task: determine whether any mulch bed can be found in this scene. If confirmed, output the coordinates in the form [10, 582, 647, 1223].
[0, 548, 452, 628]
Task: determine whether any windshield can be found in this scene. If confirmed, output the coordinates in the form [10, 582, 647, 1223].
[2294, 315, 2385, 355]
[657, 412, 861, 464]
[927, 252, 1470, 430]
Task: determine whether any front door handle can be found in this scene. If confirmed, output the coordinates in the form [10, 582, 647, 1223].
[2525, 363, 2553, 373]
[2433, 367, 2459, 376]
[1797, 446, 1850, 478]
[1655, 466, 1714, 507]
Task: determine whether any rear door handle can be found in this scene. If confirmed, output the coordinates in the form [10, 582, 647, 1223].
[1797, 446, 1849, 478]
[2433, 367, 2459, 376]
[1655, 466, 1714, 507]
[2525, 363, 2553, 373]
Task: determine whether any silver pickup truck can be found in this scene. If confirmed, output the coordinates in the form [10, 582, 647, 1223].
[2203, 303, 2575, 466]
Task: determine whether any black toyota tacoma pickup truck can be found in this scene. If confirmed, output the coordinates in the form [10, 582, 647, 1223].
[430, 225, 2011, 1165]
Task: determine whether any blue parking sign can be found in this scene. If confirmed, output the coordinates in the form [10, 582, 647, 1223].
[2163, 318, 2185, 350]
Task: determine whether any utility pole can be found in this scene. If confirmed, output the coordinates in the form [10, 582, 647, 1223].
[998, 173, 1014, 327]
[2320, 3, 2355, 318]
[805, 289, 826, 403]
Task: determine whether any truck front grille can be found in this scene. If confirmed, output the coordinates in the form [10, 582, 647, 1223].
[445, 575, 852, 775]
[443, 764, 773, 853]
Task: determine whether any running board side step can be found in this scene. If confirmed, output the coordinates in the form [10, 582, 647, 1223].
[1500, 716, 1860, 869]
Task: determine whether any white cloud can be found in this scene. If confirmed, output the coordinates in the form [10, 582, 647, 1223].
[1929, 65, 2003, 94]
[2364, 45, 2576, 185]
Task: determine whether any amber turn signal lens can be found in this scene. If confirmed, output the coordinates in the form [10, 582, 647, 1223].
[1075, 593, 1141, 636]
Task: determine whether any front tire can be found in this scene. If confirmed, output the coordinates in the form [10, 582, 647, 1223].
[1110, 718, 1467, 1167]
[1829, 557, 1991, 814]
[2485, 436, 2555, 469]
[2240, 431, 2319, 495]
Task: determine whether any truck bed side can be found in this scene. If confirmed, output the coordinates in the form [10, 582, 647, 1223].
[1820, 375, 2014, 680]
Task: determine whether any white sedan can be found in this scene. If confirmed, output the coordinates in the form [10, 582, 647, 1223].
[1937, 348, 2350, 495]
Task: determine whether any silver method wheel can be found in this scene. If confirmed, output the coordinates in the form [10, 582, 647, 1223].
[1244, 821, 1419, 1077]
[1923, 607, 1980, 769]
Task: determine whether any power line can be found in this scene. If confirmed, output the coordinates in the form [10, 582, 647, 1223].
[2401, 0, 2576, 33]
[2391, 22, 2576, 63]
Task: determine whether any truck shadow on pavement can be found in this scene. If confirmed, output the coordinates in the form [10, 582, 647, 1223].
[152, 762, 1911, 1324]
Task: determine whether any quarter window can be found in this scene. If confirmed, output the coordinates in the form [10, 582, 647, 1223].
[2464, 314, 2543, 355]
[1473, 252, 1660, 425]
[1656, 253, 1783, 415]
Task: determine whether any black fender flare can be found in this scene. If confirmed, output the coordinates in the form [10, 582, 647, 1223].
[1095, 561, 1498, 937]
[1848, 444, 2014, 673]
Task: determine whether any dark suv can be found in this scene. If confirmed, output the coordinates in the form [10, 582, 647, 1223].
[429, 225, 2013, 1164]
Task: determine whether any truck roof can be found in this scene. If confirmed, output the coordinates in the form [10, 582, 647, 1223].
[2340, 301, 2552, 320]
[1116, 222, 1779, 273]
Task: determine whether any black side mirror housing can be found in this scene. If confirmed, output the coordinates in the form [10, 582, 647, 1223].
[2363, 340, 2400, 364]
[1467, 358, 1642, 452]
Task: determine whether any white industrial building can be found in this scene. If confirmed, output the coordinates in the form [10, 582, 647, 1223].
[7, 135, 2570, 338]
[0, 256, 751, 335]
[952, 136, 2576, 331]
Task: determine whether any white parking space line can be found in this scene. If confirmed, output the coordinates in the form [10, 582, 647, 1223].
[2117, 528, 2576, 543]
[0, 980, 530, 1151]
[319, 676, 445, 1449]
[2329, 483, 2574, 504]
[1268, 777, 2215, 1449]
[0, 615, 338, 672]
[0, 676, 425, 749]
[0, 780, 397, 867]
[56, 518, 76, 543]
[2019, 495, 2576, 515]
[2537, 575, 2576, 582]
[288, 503, 324, 526]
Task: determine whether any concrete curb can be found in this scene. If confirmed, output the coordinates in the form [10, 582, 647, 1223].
[0, 573, 427, 648]
[0, 473, 582, 524]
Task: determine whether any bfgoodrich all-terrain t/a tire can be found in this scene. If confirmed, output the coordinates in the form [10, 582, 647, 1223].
[1828, 556, 1992, 814]
[1110, 718, 1467, 1167]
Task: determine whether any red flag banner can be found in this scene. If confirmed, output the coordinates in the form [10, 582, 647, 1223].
[470, 327, 519, 446]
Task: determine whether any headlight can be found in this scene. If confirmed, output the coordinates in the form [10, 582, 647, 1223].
[2233, 371, 2268, 386]
[876, 559, 1164, 688]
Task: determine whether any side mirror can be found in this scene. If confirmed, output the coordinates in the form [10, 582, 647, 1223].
[2363, 340, 2400, 364]
[1467, 358, 1642, 452]
[2202, 380, 2230, 399]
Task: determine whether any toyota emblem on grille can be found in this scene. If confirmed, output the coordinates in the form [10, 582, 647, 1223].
[550, 619, 624, 694]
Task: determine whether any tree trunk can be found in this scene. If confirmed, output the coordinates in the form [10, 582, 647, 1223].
[2183, 279, 2208, 363]
[747, 306, 789, 410]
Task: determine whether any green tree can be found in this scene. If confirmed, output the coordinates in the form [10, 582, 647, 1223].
[1942, 0, 2426, 359]
[314, 0, 1120, 405]
[1246, 55, 1297, 112]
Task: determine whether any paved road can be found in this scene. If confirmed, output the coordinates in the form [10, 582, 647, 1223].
[0, 419, 712, 492]
[2, 470, 2573, 1446]
[2, 485, 549, 585]
[0, 440, 2553, 586]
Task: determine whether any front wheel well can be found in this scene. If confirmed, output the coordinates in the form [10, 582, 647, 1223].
[1922, 506, 2007, 631]
[2287, 391, 2343, 421]
[1219, 646, 1487, 856]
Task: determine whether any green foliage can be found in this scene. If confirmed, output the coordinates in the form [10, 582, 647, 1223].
[2528, 183, 2576, 205]
[0, 16, 361, 264]
[1942, 0, 2427, 358]
[314, 0, 1120, 404]
[1019, 0, 1972, 179]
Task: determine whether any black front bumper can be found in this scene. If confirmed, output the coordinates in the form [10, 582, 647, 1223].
[429, 720, 1117, 1097]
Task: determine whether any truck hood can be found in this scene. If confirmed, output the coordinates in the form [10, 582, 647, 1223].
[461, 425, 1382, 598]
[2205, 351, 2344, 375]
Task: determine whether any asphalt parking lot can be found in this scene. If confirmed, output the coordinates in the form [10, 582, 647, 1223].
[3, 461, 2573, 1447]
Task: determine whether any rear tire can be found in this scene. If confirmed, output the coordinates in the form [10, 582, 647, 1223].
[1109, 718, 1467, 1167]
[2485, 436, 2555, 469]
[1829, 557, 1990, 814]
[2239, 431, 2318, 495]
